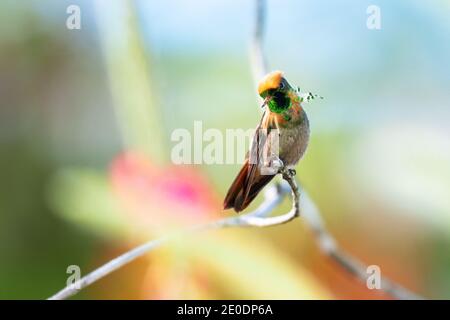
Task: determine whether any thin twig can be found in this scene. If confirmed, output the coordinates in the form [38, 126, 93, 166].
[48, 174, 298, 300]
[251, 0, 268, 88]
[300, 191, 422, 300]
[251, 0, 423, 300]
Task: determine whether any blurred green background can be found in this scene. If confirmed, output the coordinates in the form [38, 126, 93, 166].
[0, 0, 449, 299]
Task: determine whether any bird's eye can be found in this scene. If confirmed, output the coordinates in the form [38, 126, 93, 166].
[279, 81, 285, 90]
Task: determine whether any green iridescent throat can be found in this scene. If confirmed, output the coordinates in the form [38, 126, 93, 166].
[264, 90, 291, 114]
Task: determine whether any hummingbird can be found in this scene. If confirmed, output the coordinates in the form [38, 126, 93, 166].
[223, 71, 311, 212]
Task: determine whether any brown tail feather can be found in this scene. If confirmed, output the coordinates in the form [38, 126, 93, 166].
[223, 160, 249, 210]
[223, 159, 275, 212]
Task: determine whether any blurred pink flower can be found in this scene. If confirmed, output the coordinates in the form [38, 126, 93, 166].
[109, 152, 221, 233]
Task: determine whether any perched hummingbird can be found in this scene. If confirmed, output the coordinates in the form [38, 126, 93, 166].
[223, 71, 311, 212]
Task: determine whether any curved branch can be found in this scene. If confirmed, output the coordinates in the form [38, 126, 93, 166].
[48, 173, 299, 300]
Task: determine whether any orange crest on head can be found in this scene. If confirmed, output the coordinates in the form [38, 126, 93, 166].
[257, 70, 284, 95]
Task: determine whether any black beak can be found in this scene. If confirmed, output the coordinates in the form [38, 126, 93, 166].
[260, 96, 271, 109]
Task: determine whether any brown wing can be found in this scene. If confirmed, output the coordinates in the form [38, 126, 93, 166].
[223, 157, 250, 210]
[223, 110, 277, 212]
[223, 159, 275, 212]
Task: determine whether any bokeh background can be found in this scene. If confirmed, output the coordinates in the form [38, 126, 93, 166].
[1, 0, 449, 299]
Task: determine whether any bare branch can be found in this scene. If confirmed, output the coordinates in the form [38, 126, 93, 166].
[300, 191, 422, 300]
[251, 0, 268, 87]
[48, 173, 299, 300]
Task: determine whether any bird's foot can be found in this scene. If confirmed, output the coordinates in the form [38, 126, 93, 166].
[260, 155, 284, 176]
[264, 156, 296, 179]
[281, 167, 296, 180]
[270, 156, 292, 177]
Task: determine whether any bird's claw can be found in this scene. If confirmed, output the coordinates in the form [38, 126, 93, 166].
[281, 167, 296, 179]
[264, 156, 296, 179]
[271, 157, 294, 177]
